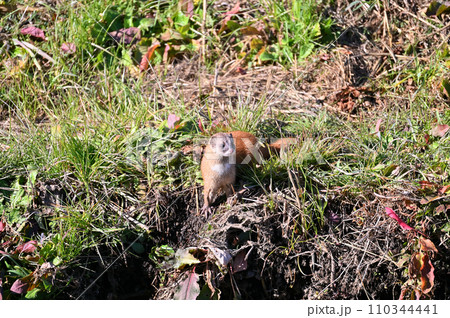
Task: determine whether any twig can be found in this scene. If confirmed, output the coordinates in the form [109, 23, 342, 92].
[391, 1, 440, 31]
[109, 202, 151, 233]
[201, 0, 207, 65]
[12, 39, 55, 64]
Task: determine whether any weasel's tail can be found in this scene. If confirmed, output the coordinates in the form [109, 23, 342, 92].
[267, 138, 297, 157]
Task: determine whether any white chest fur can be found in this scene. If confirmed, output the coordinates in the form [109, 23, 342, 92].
[211, 163, 232, 175]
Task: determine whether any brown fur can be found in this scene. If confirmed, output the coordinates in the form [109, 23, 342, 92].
[200, 131, 297, 215]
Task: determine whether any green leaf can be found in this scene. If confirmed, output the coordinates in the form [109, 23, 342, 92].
[131, 242, 145, 254]
[442, 222, 450, 232]
[124, 14, 134, 29]
[177, 24, 190, 37]
[121, 49, 134, 66]
[173, 11, 189, 27]
[442, 79, 450, 98]
[260, 49, 278, 62]
[25, 288, 41, 299]
[197, 283, 220, 300]
[298, 43, 314, 59]
[250, 38, 264, 50]
[311, 23, 321, 38]
[155, 245, 174, 257]
[100, 7, 122, 31]
[52, 256, 63, 266]
[174, 248, 201, 269]
[9, 265, 30, 278]
[426, 1, 450, 17]
[28, 169, 37, 188]
[12, 47, 27, 58]
[226, 20, 241, 31]
[436, 3, 450, 17]
[139, 18, 154, 31]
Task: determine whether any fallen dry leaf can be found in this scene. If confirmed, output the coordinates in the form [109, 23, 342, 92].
[235, 67, 247, 75]
[419, 237, 438, 254]
[109, 27, 141, 45]
[139, 42, 160, 71]
[15, 240, 37, 254]
[61, 42, 76, 55]
[232, 249, 248, 273]
[219, 1, 240, 33]
[163, 43, 170, 64]
[419, 180, 437, 190]
[167, 113, 181, 129]
[333, 86, 369, 113]
[0, 144, 11, 151]
[20, 26, 46, 40]
[179, 0, 194, 19]
[409, 252, 422, 278]
[420, 253, 435, 294]
[435, 204, 448, 214]
[438, 185, 450, 194]
[10, 279, 28, 294]
[173, 271, 200, 300]
[240, 26, 261, 36]
[430, 124, 449, 137]
[181, 145, 193, 155]
[374, 118, 382, 133]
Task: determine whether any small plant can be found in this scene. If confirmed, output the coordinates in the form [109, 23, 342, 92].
[260, 0, 334, 64]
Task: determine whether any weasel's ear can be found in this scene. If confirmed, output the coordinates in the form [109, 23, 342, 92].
[229, 133, 233, 139]
[209, 136, 217, 147]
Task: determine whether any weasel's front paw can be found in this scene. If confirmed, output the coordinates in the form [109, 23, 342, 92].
[201, 204, 212, 217]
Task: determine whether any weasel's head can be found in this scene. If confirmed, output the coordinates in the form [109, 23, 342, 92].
[209, 133, 235, 158]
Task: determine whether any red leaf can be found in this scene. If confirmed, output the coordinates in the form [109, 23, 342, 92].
[419, 180, 437, 189]
[438, 185, 450, 194]
[385, 207, 414, 231]
[198, 119, 205, 133]
[224, 2, 241, 18]
[374, 118, 382, 137]
[186, 0, 194, 18]
[139, 42, 160, 71]
[20, 26, 46, 40]
[109, 27, 141, 45]
[219, 2, 240, 33]
[235, 67, 246, 75]
[430, 124, 449, 137]
[163, 43, 170, 64]
[10, 279, 28, 294]
[15, 240, 37, 254]
[420, 253, 434, 294]
[167, 114, 181, 129]
[0, 221, 5, 232]
[61, 42, 76, 55]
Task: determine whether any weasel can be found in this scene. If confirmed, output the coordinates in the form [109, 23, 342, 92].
[200, 131, 296, 215]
